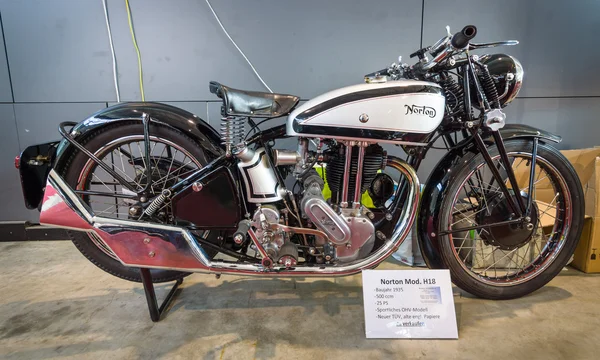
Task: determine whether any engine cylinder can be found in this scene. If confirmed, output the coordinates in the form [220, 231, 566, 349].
[326, 144, 384, 203]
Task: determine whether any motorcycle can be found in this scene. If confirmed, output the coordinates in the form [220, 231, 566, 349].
[17, 25, 584, 300]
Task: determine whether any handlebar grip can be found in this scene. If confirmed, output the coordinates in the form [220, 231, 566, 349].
[451, 25, 477, 49]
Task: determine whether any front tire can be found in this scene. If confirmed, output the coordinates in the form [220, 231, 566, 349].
[438, 139, 584, 299]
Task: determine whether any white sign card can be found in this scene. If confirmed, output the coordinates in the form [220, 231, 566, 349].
[362, 269, 458, 339]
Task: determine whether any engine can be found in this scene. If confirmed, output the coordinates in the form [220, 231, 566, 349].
[296, 142, 383, 262]
[243, 142, 385, 266]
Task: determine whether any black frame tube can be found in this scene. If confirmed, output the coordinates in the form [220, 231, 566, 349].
[58, 122, 138, 193]
[526, 137, 539, 213]
[141, 113, 153, 194]
[140, 268, 182, 322]
[492, 131, 525, 213]
[73, 189, 138, 199]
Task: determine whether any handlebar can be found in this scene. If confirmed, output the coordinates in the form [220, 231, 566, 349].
[419, 25, 477, 71]
[366, 24, 520, 82]
[451, 25, 477, 49]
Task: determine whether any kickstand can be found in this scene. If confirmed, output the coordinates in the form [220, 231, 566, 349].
[139, 268, 183, 322]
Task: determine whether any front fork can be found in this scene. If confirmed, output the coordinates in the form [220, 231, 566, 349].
[438, 129, 539, 236]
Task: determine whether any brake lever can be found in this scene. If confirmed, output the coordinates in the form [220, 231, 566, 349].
[468, 40, 519, 50]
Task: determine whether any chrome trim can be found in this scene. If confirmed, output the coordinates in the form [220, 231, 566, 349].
[302, 197, 351, 245]
[273, 149, 300, 166]
[41, 162, 420, 277]
[248, 228, 270, 260]
[340, 143, 354, 208]
[45, 169, 94, 224]
[498, 76, 511, 100]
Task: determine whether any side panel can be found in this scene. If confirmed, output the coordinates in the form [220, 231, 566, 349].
[237, 148, 282, 203]
[171, 167, 242, 229]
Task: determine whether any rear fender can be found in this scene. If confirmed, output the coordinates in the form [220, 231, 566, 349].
[417, 124, 561, 269]
[54, 102, 223, 168]
[20, 102, 224, 210]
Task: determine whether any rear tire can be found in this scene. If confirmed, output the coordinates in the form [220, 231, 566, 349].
[438, 139, 584, 299]
[60, 122, 217, 283]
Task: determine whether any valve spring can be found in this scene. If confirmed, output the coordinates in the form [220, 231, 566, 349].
[440, 76, 465, 115]
[479, 65, 500, 109]
[220, 117, 245, 153]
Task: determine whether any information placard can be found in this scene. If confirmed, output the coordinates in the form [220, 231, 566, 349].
[362, 269, 458, 339]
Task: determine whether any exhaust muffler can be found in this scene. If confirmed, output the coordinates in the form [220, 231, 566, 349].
[40, 159, 419, 276]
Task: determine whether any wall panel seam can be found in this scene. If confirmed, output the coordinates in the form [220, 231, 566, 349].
[0, 11, 15, 103]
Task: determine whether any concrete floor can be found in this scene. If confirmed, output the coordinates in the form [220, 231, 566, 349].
[0, 241, 599, 360]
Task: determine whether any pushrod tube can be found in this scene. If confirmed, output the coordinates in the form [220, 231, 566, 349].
[340, 143, 353, 208]
[353, 144, 366, 208]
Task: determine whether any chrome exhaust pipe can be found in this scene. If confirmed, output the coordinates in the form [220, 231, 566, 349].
[40, 160, 419, 277]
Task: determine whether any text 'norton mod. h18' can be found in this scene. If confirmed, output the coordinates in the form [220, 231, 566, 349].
[18, 25, 583, 301]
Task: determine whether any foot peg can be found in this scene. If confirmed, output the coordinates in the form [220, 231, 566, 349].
[233, 220, 252, 244]
[277, 242, 299, 268]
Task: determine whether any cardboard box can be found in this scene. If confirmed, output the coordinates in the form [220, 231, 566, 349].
[567, 150, 600, 273]
[517, 148, 600, 273]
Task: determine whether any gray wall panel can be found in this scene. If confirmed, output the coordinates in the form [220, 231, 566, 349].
[504, 97, 600, 150]
[1, 0, 116, 102]
[162, 102, 207, 122]
[0, 14, 12, 102]
[422, 0, 600, 97]
[207, 102, 223, 129]
[14, 103, 107, 149]
[0, 105, 36, 221]
[106, 0, 422, 101]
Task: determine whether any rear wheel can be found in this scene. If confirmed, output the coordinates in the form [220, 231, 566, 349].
[439, 139, 584, 299]
[61, 122, 218, 283]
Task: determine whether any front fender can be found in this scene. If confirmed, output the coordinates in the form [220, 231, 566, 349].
[493, 124, 561, 144]
[54, 102, 224, 168]
[417, 124, 561, 269]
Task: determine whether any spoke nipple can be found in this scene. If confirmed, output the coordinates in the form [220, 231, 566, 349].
[143, 237, 151, 244]
[148, 251, 155, 257]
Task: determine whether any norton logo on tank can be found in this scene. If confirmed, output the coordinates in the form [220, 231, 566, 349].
[404, 104, 437, 118]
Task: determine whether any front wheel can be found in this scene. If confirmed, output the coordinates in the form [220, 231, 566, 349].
[438, 139, 584, 300]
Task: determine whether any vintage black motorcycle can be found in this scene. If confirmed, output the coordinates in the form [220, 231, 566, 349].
[18, 25, 583, 300]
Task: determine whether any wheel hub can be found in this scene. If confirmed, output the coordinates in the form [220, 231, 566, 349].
[477, 192, 538, 250]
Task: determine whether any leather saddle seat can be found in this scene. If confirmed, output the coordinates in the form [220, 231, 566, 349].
[210, 81, 300, 118]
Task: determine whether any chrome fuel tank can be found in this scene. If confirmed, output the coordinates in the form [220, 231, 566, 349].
[287, 81, 445, 144]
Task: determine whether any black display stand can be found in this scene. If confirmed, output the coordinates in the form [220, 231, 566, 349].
[139, 268, 183, 322]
